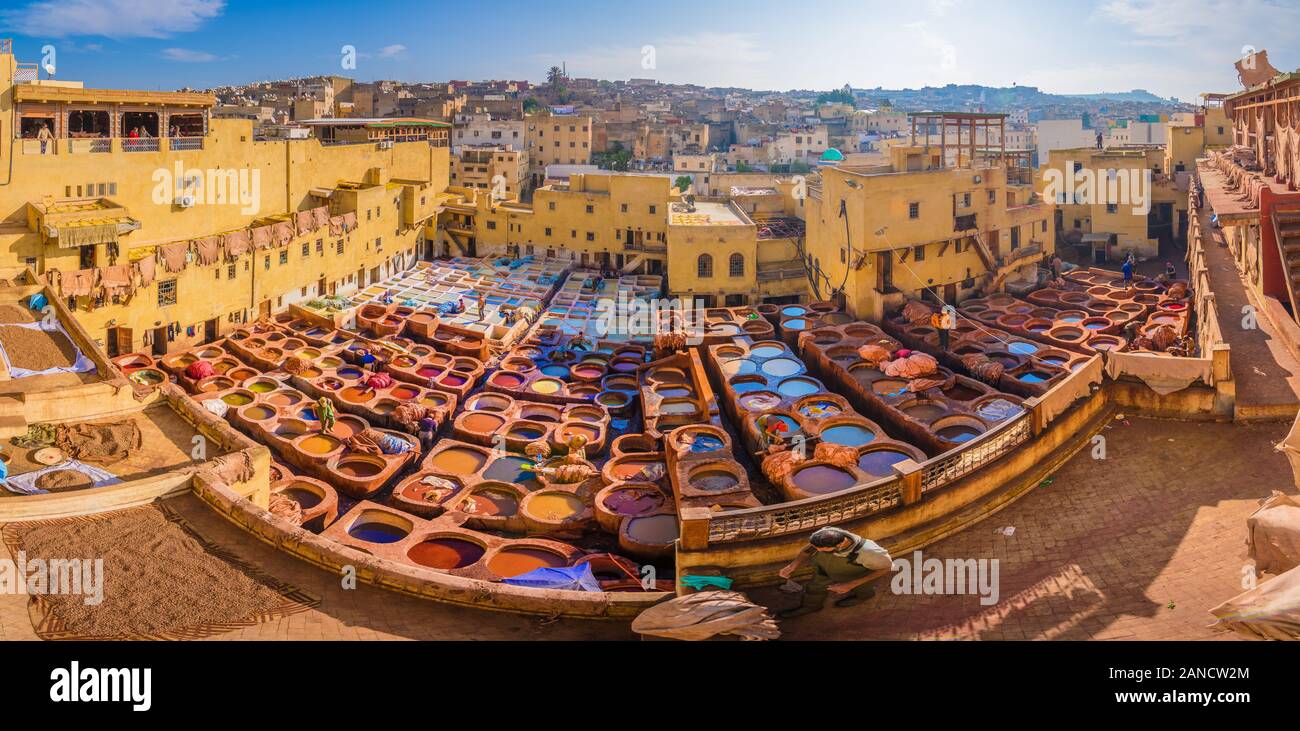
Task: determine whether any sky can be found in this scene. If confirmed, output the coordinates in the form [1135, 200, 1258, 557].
[1, 0, 1297, 101]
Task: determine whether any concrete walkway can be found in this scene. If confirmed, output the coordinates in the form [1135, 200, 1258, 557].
[1195, 207, 1300, 419]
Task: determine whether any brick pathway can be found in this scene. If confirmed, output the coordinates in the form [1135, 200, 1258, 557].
[765, 417, 1295, 640]
[0, 418, 1291, 641]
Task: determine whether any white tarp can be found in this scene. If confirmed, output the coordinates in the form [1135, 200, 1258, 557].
[2, 459, 121, 496]
[1247, 492, 1300, 576]
[0, 321, 97, 379]
[1210, 565, 1300, 641]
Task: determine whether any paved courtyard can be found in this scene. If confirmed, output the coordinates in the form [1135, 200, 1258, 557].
[0, 417, 1292, 641]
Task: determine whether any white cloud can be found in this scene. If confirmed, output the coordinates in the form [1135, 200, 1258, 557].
[161, 47, 223, 63]
[3, 0, 224, 39]
[378, 44, 407, 59]
[905, 22, 959, 75]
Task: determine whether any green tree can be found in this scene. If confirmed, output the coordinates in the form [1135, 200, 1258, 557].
[546, 66, 565, 86]
[674, 175, 694, 193]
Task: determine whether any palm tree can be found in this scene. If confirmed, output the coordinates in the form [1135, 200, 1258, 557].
[546, 66, 565, 86]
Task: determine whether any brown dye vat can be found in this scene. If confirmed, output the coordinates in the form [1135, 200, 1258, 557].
[331, 416, 366, 440]
[559, 422, 600, 444]
[1088, 334, 1125, 351]
[487, 546, 569, 578]
[595, 483, 668, 533]
[871, 378, 909, 396]
[1048, 325, 1087, 343]
[520, 405, 562, 422]
[459, 486, 521, 517]
[239, 404, 278, 422]
[407, 537, 486, 570]
[606, 456, 665, 483]
[689, 468, 740, 492]
[466, 393, 512, 412]
[461, 412, 506, 434]
[611, 433, 658, 457]
[932, 415, 989, 445]
[299, 433, 343, 456]
[791, 463, 858, 495]
[427, 446, 489, 475]
[899, 399, 949, 423]
[619, 514, 679, 559]
[336, 456, 385, 479]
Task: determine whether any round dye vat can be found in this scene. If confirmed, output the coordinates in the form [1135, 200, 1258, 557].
[467, 394, 511, 412]
[1008, 341, 1039, 355]
[348, 521, 408, 544]
[441, 374, 468, 388]
[527, 492, 585, 521]
[491, 372, 525, 389]
[337, 367, 363, 380]
[609, 458, 664, 481]
[758, 414, 800, 437]
[461, 489, 519, 516]
[781, 306, 807, 317]
[820, 423, 877, 447]
[247, 381, 276, 394]
[462, 412, 506, 433]
[483, 455, 536, 484]
[691, 469, 739, 492]
[730, 379, 767, 394]
[750, 344, 786, 359]
[390, 385, 420, 400]
[1059, 315, 1084, 324]
[682, 434, 725, 453]
[656, 386, 692, 398]
[777, 378, 820, 397]
[566, 408, 603, 423]
[901, 401, 947, 421]
[300, 434, 342, 455]
[625, 514, 679, 545]
[858, 449, 911, 477]
[488, 547, 567, 578]
[222, 392, 254, 407]
[799, 400, 842, 417]
[339, 386, 372, 404]
[571, 364, 604, 380]
[784, 318, 808, 330]
[131, 369, 165, 384]
[1018, 372, 1050, 384]
[541, 364, 571, 379]
[561, 423, 600, 443]
[508, 424, 547, 440]
[429, 447, 487, 475]
[337, 457, 384, 478]
[762, 358, 802, 377]
[531, 378, 563, 395]
[739, 392, 782, 411]
[408, 538, 485, 570]
[721, 358, 757, 377]
[241, 405, 276, 422]
[603, 488, 666, 515]
[279, 484, 323, 509]
[937, 425, 984, 443]
[1039, 355, 1068, 367]
[418, 366, 445, 379]
[792, 465, 857, 495]
[658, 400, 697, 415]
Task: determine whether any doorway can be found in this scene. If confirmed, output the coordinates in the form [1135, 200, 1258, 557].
[875, 252, 894, 292]
[203, 318, 219, 344]
[107, 327, 132, 357]
[151, 326, 168, 357]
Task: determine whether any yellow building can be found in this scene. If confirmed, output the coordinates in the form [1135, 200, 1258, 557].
[526, 113, 593, 179]
[1039, 145, 1184, 262]
[0, 48, 449, 357]
[804, 115, 1054, 321]
[450, 145, 529, 200]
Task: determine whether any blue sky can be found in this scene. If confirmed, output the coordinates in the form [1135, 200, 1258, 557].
[1, 0, 1296, 101]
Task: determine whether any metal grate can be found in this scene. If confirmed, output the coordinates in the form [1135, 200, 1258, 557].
[707, 478, 903, 543]
[920, 412, 1031, 493]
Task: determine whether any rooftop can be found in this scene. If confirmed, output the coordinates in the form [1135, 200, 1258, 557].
[669, 201, 747, 227]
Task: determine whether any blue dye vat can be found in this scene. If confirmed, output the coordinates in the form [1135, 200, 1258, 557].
[688, 435, 725, 453]
[820, 424, 877, 447]
[348, 522, 407, 544]
[782, 306, 806, 317]
[1008, 342, 1038, 355]
[1018, 372, 1048, 383]
[785, 319, 807, 330]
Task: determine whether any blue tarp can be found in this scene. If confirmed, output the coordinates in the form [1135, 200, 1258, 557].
[26, 293, 47, 311]
[502, 563, 603, 592]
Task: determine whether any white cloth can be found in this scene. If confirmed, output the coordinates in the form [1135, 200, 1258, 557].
[1210, 565, 1300, 640]
[836, 537, 894, 571]
[1103, 350, 1213, 395]
[1279, 413, 1300, 491]
[2, 459, 121, 496]
[1038, 354, 1103, 428]
[1247, 492, 1300, 576]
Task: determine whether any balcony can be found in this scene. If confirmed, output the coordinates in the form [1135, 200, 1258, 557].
[169, 137, 204, 151]
[122, 138, 160, 153]
[67, 138, 111, 154]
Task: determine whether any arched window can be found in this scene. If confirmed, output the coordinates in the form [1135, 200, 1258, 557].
[729, 253, 745, 277]
[697, 254, 713, 278]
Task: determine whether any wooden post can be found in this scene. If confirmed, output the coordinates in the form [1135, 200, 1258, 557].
[1022, 395, 1044, 436]
[894, 459, 923, 505]
[678, 507, 712, 551]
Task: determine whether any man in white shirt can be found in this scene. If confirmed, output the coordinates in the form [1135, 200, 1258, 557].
[776, 527, 893, 619]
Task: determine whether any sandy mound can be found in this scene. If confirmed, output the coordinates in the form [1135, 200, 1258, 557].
[0, 325, 79, 371]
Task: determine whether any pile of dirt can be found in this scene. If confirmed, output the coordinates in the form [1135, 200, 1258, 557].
[55, 421, 142, 464]
[0, 304, 37, 324]
[0, 325, 79, 371]
[34, 469, 95, 492]
[3, 506, 307, 639]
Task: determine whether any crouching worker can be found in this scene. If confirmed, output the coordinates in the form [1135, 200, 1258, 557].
[776, 527, 893, 619]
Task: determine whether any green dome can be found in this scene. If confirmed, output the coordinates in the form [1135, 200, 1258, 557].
[820, 148, 845, 162]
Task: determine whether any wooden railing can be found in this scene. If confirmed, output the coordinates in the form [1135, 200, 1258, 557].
[691, 354, 1108, 546]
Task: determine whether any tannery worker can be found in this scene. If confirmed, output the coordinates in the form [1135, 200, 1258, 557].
[932, 305, 957, 351]
[777, 527, 893, 619]
[317, 397, 337, 435]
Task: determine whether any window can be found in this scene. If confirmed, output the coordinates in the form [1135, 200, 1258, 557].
[336, 240, 345, 255]
[157, 280, 177, 307]
[586, 205, 594, 214]
[913, 245, 925, 262]
[227, 265, 236, 280]
[316, 239, 324, 254]
[697, 254, 713, 278]
[279, 250, 289, 265]
[962, 192, 971, 207]
[264, 255, 271, 271]
[909, 202, 920, 219]
[545, 227, 553, 236]
[549, 202, 556, 211]
[586, 232, 595, 241]
[729, 253, 744, 277]
[487, 221, 496, 230]
[988, 190, 997, 204]
[1106, 203, 1118, 213]
[302, 243, 310, 257]
[621, 204, 628, 213]
[649, 205, 657, 215]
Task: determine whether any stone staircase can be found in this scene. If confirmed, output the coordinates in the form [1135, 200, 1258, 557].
[1271, 208, 1300, 318]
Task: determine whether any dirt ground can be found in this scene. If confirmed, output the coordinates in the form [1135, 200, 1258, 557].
[1, 405, 218, 498]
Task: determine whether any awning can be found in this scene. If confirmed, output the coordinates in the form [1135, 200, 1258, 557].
[1082, 233, 1113, 244]
[308, 187, 335, 199]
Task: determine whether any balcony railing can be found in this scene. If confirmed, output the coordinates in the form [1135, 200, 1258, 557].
[67, 138, 110, 154]
[122, 138, 160, 152]
[170, 137, 203, 151]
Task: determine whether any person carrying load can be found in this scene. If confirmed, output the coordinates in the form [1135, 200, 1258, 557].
[316, 397, 337, 435]
[777, 527, 893, 618]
